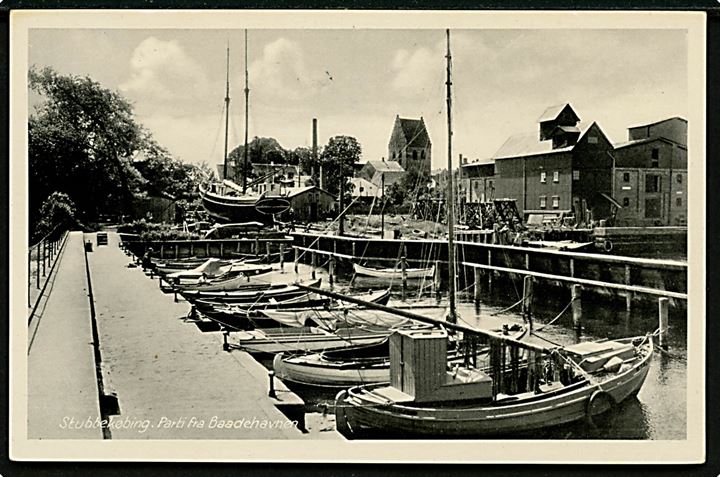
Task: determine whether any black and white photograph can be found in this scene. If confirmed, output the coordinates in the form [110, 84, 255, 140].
[9, 10, 706, 463]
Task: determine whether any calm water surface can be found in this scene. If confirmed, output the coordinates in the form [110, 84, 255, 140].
[276, 276, 688, 440]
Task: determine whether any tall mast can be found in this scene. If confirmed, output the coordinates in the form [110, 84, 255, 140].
[222, 42, 231, 181]
[242, 29, 250, 193]
[445, 28, 457, 324]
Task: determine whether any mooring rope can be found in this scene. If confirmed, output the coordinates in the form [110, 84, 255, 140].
[534, 297, 577, 332]
[489, 296, 525, 316]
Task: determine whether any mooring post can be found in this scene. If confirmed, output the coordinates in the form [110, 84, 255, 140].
[352, 241, 356, 259]
[219, 242, 224, 258]
[432, 260, 442, 302]
[624, 264, 632, 311]
[160, 244, 165, 259]
[174, 289, 178, 302]
[293, 246, 299, 273]
[311, 251, 317, 280]
[175, 244, 179, 259]
[280, 244, 286, 272]
[268, 370, 277, 398]
[223, 330, 229, 351]
[254, 237, 260, 258]
[473, 266, 482, 306]
[329, 255, 335, 288]
[266, 241, 271, 263]
[571, 284, 582, 333]
[522, 275, 533, 331]
[658, 297, 669, 350]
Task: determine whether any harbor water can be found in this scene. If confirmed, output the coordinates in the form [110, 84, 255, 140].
[284, 274, 687, 440]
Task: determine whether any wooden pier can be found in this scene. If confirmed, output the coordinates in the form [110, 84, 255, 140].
[291, 232, 687, 303]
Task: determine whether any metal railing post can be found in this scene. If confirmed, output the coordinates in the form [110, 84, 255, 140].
[42, 240, 47, 277]
[36, 244, 40, 289]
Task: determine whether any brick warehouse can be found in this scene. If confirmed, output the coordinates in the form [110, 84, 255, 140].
[458, 104, 688, 227]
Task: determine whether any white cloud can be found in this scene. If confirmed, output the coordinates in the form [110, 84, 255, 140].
[120, 37, 209, 110]
[390, 46, 443, 98]
[248, 38, 327, 102]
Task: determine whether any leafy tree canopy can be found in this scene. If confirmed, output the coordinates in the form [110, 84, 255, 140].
[320, 135, 362, 196]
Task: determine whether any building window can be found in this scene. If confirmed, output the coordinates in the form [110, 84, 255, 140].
[540, 172, 547, 183]
[553, 171, 559, 183]
[651, 148, 659, 167]
[359, 187, 364, 193]
[552, 196, 560, 208]
[572, 170, 580, 181]
[413, 151, 418, 160]
[645, 175, 661, 193]
[645, 198, 661, 218]
[539, 196, 547, 208]
[623, 172, 630, 182]
[676, 174, 683, 184]
[622, 197, 630, 207]
[588, 135, 598, 144]
[392, 152, 396, 159]
[676, 197, 682, 207]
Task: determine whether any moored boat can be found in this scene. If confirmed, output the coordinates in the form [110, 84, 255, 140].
[353, 263, 434, 280]
[335, 329, 654, 438]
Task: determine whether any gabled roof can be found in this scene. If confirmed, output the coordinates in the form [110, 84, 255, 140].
[285, 185, 335, 198]
[366, 160, 405, 173]
[494, 122, 595, 160]
[613, 136, 685, 150]
[537, 103, 580, 123]
[396, 117, 431, 148]
[627, 116, 687, 130]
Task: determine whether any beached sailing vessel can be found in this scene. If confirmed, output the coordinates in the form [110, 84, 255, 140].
[198, 32, 289, 224]
[332, 30, 655, 438]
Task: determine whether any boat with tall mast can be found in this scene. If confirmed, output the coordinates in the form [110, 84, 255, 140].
[332, 29, 655, 439]
[199, 32, 289, 224]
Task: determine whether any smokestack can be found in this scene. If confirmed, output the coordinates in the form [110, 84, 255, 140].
[312, 118, 321, 189]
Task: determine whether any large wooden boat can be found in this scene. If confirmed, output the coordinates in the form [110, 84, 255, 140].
[335, 329, 654, 438]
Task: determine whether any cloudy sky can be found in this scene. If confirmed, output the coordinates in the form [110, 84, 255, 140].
[28, 28, 688, 169]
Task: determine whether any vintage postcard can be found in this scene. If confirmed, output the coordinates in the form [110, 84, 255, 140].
[9, 9, 706, 463]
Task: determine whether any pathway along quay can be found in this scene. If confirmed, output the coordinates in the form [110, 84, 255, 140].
[27, 231, 335, 440]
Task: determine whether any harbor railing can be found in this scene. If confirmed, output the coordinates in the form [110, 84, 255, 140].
[27, 222, 69, 324]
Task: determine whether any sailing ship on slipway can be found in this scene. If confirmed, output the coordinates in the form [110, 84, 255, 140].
[199, 32, 290, 224]
[332, 30, 655, 438]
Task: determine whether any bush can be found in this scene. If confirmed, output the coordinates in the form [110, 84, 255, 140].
[117, 219, 199, 241]
[32, 191, 77, 242]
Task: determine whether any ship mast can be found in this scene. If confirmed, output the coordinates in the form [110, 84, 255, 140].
[445, 29, 457, 324]
[242, 29, 250, 194]
[222, 42, 231, 181]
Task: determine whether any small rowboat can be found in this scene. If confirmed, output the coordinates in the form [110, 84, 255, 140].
[233, 325, 407, 355]
[353, 263, 434, 280]
[273, 325, 526, 388]
[168, 264, 273, 292]
[181, 278, 322, 303]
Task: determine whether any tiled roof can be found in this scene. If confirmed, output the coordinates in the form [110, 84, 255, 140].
[397, 117, 431, 148]
[493, 122, 592, 160]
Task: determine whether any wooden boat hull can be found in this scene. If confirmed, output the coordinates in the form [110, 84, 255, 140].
[182, 279, 321, 303]
[353, 263, 434, 280]
[169, 265, 273, 292]
[234, 327, 392, 355]
[199, 184, 271, 224]
[335, 337, 653, 438]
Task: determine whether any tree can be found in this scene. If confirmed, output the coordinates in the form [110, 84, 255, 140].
[29, 66, 146, 226]
[320, 136, 362, 197]
[33, 192, 77, 242]
[226, 136, 285, 183]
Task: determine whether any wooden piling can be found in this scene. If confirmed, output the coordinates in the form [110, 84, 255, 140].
[571, 284, 582, 332]
[255, 237, 260, 257]
[311, 251, 317, 280]
[658, 297, 669, 350]
[329, 255, 335, 288]
[625, 264, 633, 311]
[160, 244, 164, 259]
[473, 266, 482, 305]
[280, 244, 285, 272]
[175, 244, 179, 259]
[294, 247, 299, 273]
[266, 242, 271, 263]
[522, 275, 533, 331]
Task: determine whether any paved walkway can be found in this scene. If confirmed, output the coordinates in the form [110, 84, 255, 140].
[86, 232, 302, 439]
[27, 231, 103, 439]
